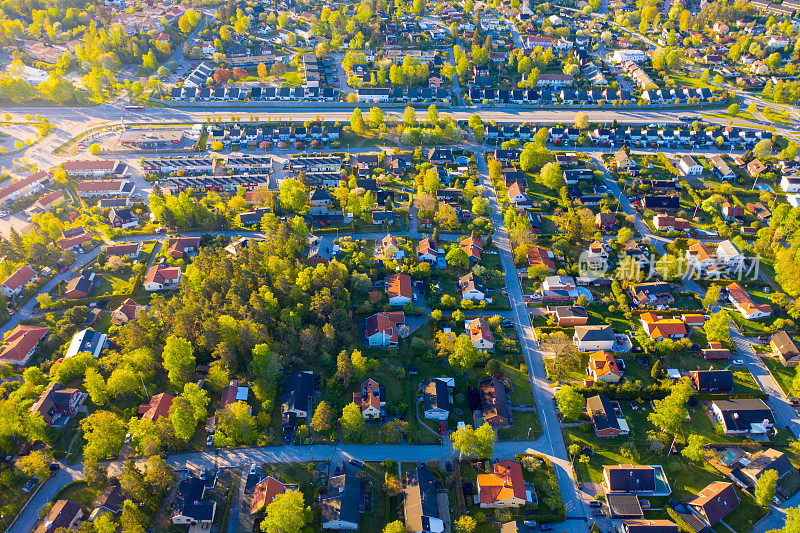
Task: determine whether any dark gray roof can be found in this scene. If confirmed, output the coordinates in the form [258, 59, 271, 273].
[587, 395, 623, 432]
[574, 325, 614, 342]
[692, 370, 733, 391]
[605, 465, 656, 492]
[607, 493, 643, 517]
[282, 371, 314, 414]
[405, 467, 440, 532]
[713, 399, 775, 432]
[321, 474, 363, 526]
[173, 478, 215, 522]
[423, 379, 449, 413]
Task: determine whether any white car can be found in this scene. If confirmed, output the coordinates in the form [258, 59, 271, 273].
[250, 463, 259, 475]
[732, 359, 744, 366]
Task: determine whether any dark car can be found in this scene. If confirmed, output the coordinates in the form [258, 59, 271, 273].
[589, 501, 602, 508]
[445, 462, 452, 472]
[349, 459, 364, 468]
[592, 509, 605, 516]
[789, 397, 800, 406]
[49, 463, 60, 472]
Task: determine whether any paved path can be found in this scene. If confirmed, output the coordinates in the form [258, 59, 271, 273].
[475, 151, 588, 531]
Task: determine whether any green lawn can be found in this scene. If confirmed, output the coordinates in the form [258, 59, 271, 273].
[357, 462, 401, 533]
[762, 356, 797, 396]
[53, 481, 101, 510]
[281, 71, 304, 87]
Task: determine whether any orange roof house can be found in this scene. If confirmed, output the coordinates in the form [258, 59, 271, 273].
[476, 460, 529, 508]
[588, 351, 622, 383]
[527, 246, 556, 271]
[386, 273, 412, 305]
[0, 325, 49, 366]
[467, 318, 495, 350]
[138, 393, 175, 422]
[640, 312, 687, 340]
[727, 282, 772, 320]
[460, 236, 483, 261]
[251, 477, 286, 514]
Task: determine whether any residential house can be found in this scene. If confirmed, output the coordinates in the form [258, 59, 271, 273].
[219, 380, 249, 412]
[739, 449, 793, 485]
[138, 392, 175, 422]
[727, 282, 772, 319]
[64, 271, 100, 299]
[404, 467, 445, 533]
[653, 215, 690, 232]
[716, 240, 745, 273]
[172, 477, 216, 527]
[642, 196, 680, 210]
[58, 227, 93, 251]
[459, 273, 486, 301]
[690, 370, 733, 392]
[88, 482, 123, 521]
[746, 202, 772, 224]
[640, 313, 687, 341]
[468, 318, 495, 350]
[30, 382, 82, 426]
[144, 265, 182, 291]
[105, 242, 142, 259]
[417, 238, 446, 268]
[711, 398, 775, 435]
[553, 306, 588, 327]
[251, 477, 287, 514]
[108, 207, 137, 228]
[687, 482, 739, 528]
[282, 371, 315, 427]
[587, 395, 629, 437]
[353, 378, 385, 419]
[603, 465, 657, 494]
[702, 342, 731, 361]
[686, 243, 717, 277]
[721, 202, 744, 222]
[309, 188, 332, 215]
[166, 236, 200, 259]
[747, 159, 767, 177]
[422, 377, 453, 420]
[606, 492, 644, 519]
[771, 331, 800, 366]
[527, 247, 556, 271]
[711, 156, 736, 180]
[321, 474, 364, 530]
[479, 377, 510, 426]
[376, 234, 404, 260]
[0, 265, 38, 298]
[460, 236, 483, 263]
[65, 328, 107, 359]
[477, 461, 529, 508]
[678, 156, 703, 176]
[574, 325, 615, 351]
[596, 212, 616, 230]
[542, 275, 575, 292]
[615, 149, 637, 171]
[365, 311, 405, 348]
[307, 235, 335, 266]
[507, 182, 528, 205]
[110, 298, 144, 326]
[629, 282, 673, 307]
[587, 350, 622, 382]
[0, 324, 49, 365]
[387, 273, 413, 306]
[34, 500, 83, 533]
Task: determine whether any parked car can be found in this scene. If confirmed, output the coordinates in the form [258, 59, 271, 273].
[789, 397, 800, 406]
[589, 501, 602, 508]
[439, 423, 447, 435]
[206, 435, 213, 446]
[249, 463, 258, 475]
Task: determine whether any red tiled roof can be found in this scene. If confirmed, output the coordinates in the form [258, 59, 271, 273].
[387, 273, 412, 300]
[138, 393, 175, 421]
[477, 460, 526, 504]
[0, 325, 49, 365]
[251, 477, 286, 514]
[2, 265, 36, 291]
